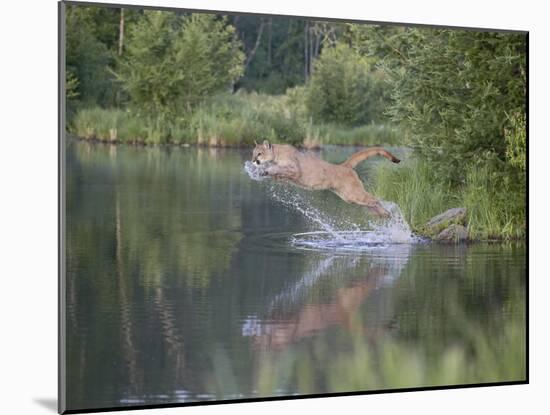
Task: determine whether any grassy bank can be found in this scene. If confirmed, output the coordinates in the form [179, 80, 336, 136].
[371, 158, 526, 240]
[69, 92, 401, 147]
[68, 92, 525, 241]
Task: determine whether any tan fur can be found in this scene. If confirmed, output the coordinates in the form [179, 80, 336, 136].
[251, 140, 400, 217]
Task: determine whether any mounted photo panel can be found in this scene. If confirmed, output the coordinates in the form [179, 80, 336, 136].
[59, 1, 528, 413]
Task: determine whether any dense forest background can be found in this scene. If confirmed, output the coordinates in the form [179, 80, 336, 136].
[65, 4, 526, 239]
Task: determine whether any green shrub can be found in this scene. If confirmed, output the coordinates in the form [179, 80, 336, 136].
[65, 5, 116, 115]
[114, 12, 244, 117]
[383, 29, 527, 184]
[504, 110, 526, 171]
[305, 43, 389, 126]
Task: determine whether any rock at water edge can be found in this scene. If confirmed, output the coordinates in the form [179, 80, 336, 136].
[435, 224, 468, 243]
[423, 207, 467, 236]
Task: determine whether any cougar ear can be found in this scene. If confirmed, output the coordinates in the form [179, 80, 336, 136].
[263, 140, 272, 149]
[254, 140, 258, 146]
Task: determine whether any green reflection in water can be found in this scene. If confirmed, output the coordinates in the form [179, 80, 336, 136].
[252, 247, 525, 396]
[65, 140, 525, 411]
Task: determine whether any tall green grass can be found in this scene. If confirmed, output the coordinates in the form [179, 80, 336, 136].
[462, 165, 526, 240]
[191, 92, 307, 146]
[371, 158, 458, 228]
[69, 92, 402, 147]
[372, 158, 526, 240]
[315, 123, 400, 146]
[71, 107, 191, 145]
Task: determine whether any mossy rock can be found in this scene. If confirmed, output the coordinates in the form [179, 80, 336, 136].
[435, 224, 469, 243]
[420, 207, 467, 237]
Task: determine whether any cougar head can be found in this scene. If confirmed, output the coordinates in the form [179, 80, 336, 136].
[252, 140, 275, 165]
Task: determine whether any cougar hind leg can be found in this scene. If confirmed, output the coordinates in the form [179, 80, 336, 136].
[352, 191, 390, 218]
[332, 185, 390, 218]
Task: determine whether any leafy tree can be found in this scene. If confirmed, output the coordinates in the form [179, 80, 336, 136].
[115, 12, 244, 116]
[66, 70, 80, 100]
[77, 6, 121, 50]
[504, 110, 526, 171]
[305, 42, 389, 126]
[343, 23, 408, 61]
[234, 17, 308, 93]
[381, 28, 526, 183]
[65, 5, 115, 113]
[233, 18, 343, 94]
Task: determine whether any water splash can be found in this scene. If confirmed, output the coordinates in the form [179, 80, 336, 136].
[289, 202, 419, 252]
[244, 161, 420, 249]
[272, 187, 418, 248]
[267, 184, 345, 239]
[366, 201, 416, 244]
[244, 160, 269, 181]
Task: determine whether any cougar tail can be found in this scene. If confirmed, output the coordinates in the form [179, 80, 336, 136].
[341, 147, 400, 169]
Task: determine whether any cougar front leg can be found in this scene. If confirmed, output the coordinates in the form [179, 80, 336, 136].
[262, 164, 297, 182]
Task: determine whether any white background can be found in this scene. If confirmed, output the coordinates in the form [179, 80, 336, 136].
[0, 0, 546, 413]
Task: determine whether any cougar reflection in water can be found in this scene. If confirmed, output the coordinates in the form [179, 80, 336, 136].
[242, 254, 405, 351]
[251, 140, 400, 218]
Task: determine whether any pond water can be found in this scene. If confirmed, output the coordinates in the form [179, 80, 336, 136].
[65, 140, 526, 411]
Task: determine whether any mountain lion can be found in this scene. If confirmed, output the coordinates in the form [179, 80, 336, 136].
[251, 140, 400, 218]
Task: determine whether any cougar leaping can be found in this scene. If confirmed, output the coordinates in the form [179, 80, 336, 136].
[251, 140, 400, 218]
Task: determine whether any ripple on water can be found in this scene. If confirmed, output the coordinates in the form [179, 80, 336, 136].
[244, 230, 426, 257]
[290, 231, 424, 254]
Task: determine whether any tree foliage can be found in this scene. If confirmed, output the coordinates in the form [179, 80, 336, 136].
[504, 110, 526, 171]
[65, 5, 527, 160]
[380, 29, 526, 182]
[66, 6, 115, 113]
[305, 43, 389, 126]
[233, 17, 343, 93]
[114, 12, 245, 116]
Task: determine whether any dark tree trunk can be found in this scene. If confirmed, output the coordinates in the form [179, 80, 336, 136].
[304, 20, 309, 82]
[116, 8, 125, 107]
[245, 19, 266, 70]
[118, 8, 124, 56]
[314, 25, 321, 60]
[284, 19, 293, 78]
[309, 24, 314, 74]
[267, 18, 272, 67]
[230, 15, 241, 92]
